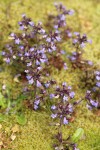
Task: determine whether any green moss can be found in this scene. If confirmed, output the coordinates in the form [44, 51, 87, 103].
[0, 0, 100, 149]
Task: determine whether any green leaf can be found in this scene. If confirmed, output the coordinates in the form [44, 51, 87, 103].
[16, 115, 27, 125]
[0, 114, 6, 122]
[0, 92, 6, 108]
[71, 128, 84, 142]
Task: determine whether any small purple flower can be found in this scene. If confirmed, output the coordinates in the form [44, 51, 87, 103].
[67, 32, 72, 37]
[69, 91, 75, 98]
[60, 50, 66, 54]
[34, 100, 40, 105]
[62, 82, 67, 86]
[34, 104, 38, 110]
[56, 36, 61, 42]
[51, 45, 56, 51]
[1, 51, 6, 56]
[27, 62, 32, 66]
[96, 76, 100, 81]
[90, 100, 98, 107]
[63, 96, 68, 102]
[28, 78, 34, 84]
[10, 33, 15, 37]
[60, 14, 66, 21]
[74, 32, 80, 36]
[15, 38, 20, 44]
[29, 21, 34, 26]
[68, 9, 74, 15]
[45, 83, 50, 88]
[19, 25, 25, 30]
[25, 52, 30, 56]
[51, 113, 57, 119]
[30, 47, 34, 52]
[54, 25, 58, 29]
[37, 80, 42, 87]
[87, 39, 92, 44]
[63, 63, 68, 70]
[80, 42, 85, 48]
[26, 75, 32, 80]
[5, 58, 10, 63]
[19, 45, 24, 50]
[73, 39, 78, 44]
[96, 82, 100, 87]
[50, 93, 55, 99]
[51, 105, 56, 110]
[63, 117, 68, 125]
[87, 61, 93, 66]
[46, 37, 51, 43]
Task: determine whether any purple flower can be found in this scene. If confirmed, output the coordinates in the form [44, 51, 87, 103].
[69, 91, 75, 98]
[51, 45, 56, 51]
[26, 75, 32, 80]
[1, 51, 6, 55]
[19, 45, 24, 50]
[29, 21, 34, 26]
[51, 105, 56, 110]
[34, 100, 40, 105]
[46, 37, 51, 42]
[51, 113, 57, 119]
[19, 25, 25, 30]
[67, 32, 72, 37]
[54, 25, 58, 29]
[60, 14, 65, 21]
[63, 117, 68, 125]
[45, 83, 50, 88]
[68, 9, 74, 15]
[96, 76, 100, 81]
[80, 42, 85, 48]
[74, 32, 80, 36]
[63, 63, 68, 70]
[96, 82, 100, 87]
[10, 33, 15, 37]
[87, 61, 93, 66]
[25, 52, 30, 56]
[37, 80, 42, 87]
[56, 36, 61, 42]
[62, 82, 67, 86]
[5, 58, 10, 63]
[73, 39, 78, 44]
[15, 38, 20, 44]
[87, 39, 92, 44]
[50, 93, 55, 99]
[60, 50, 66, 54]
[30, 47, 34, 52]
[90, 100, 98, 107]
[63, 96, 68, 102]
[34, 104, 38, 110]
[27, 62, 32, 66]
[28, 78, 34, 84]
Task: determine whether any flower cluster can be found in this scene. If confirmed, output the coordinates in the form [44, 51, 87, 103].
[85, 71, 100, 109]
[68, 32, 92, 69]
[50, 82, 82, 150]
[2, 15, 63, 109]
[51, 82, 75, 124]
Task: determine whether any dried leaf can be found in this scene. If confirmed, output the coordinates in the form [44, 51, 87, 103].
[11, 124, 19, 133]
[10, 134, 16, 141]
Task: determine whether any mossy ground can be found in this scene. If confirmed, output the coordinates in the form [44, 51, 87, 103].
[0, 0, 100, 150]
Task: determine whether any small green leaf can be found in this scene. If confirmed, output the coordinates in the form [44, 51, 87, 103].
[0, 114, 6, 122]
[16, 115, 27, 125]
[0, 93, 6, 108]
[71, 128, 84, 142]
